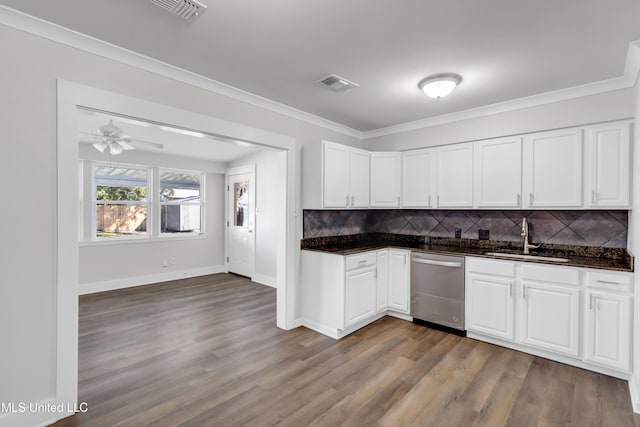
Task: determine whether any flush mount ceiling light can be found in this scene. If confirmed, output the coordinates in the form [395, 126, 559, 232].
[418, 73, 463, 99]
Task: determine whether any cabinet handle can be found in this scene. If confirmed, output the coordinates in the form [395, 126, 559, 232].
[397, 196, 400, 206]
[591, 190, 596, 205]
[589, 294, 593, 310]
[596, 279, 619, 286]
[437, 195, 440, 207]
[529, 193, 534, 205]
[509, 282, 513, 297]
[351, 195, 355, 206]
[428, 195, 431, 206]
[522, 285, 526, 299]
[358, 260, 367, 265]
[346, 195, 349, 207]
[517, 193, 521, 205]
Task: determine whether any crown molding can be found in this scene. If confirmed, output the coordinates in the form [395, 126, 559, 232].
[1, 6, 638, 142]
[363, 39, 640, 140]
[0, 5, 364, 140]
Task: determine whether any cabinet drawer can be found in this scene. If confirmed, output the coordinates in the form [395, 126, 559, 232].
[345, 252, 377, 271]
[521, 264, 579, 286]
[586, 271, 633, 293]
[466, 257, 515, 277]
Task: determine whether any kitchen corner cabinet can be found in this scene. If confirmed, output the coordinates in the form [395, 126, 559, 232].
[435, 143, 474, 208]
[523, 128, 583, 208]
[387, 249, 410, 313]
[370, 152, 401, 207]
[466, 258, 515, 340]
[585, 121, 631, 208]
[402, 148, 435, 208]
[322, 141, 369, 208]
[474, 137, 522, 208]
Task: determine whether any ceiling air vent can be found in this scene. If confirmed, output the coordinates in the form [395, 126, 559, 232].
[150, 0, 207, 21]
[316, 74, 359, 92]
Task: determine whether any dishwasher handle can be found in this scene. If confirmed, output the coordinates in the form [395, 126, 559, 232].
[412, 257, 463, 268]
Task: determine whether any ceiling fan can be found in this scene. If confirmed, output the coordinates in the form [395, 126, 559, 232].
[79, 119, 164, 155]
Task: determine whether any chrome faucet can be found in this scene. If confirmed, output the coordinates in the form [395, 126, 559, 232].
[521, 217, 541, 254]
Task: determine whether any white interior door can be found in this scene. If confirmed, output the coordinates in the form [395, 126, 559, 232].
[227, 166, 255, 278]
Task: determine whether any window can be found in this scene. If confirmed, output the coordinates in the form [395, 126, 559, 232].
[81, 162, 204, 241]
[95, 166, 149, 238]
[159, 169, 202, 235]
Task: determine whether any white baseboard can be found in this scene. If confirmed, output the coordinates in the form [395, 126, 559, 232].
[387, 311, 413, 322]
[630, 376, 640, 414]
[251, 273, 277, 288]
[79, 265, 226, 295]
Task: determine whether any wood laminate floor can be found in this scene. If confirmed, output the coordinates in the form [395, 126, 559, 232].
[52, 273, 639, 427]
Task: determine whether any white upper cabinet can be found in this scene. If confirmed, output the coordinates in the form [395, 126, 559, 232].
[370, 152, 401, 207]
[585, 121, 631, 208]
[349, 148, 371, 208]
[523, 128, 583, 208]
[436, 143, 474, 208]
[322, 141, 369, 208]
[402, 148, 435, 208]
[474, 137, 522, 208]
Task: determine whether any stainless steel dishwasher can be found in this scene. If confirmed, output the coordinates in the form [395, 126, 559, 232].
[410, 252, 465, 335]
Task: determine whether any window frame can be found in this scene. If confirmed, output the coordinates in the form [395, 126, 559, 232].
[79, 161, 206, 244]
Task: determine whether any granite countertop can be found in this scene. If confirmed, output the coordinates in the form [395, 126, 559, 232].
[301, 233, 634, 272]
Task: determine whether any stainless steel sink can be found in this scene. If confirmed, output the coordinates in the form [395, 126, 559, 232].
[484, 252, 570, 263]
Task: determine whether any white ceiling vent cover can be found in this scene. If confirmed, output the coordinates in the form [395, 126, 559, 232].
[316, 74, 359, 92]
[150, 0, 207, 21]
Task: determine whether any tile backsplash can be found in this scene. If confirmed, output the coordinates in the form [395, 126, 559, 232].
[303, 210, 628, 248]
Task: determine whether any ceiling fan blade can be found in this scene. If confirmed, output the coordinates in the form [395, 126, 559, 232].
[117, 140, 135, 150]
[79, 131, 104, 138]
[79, 138, 103, 144]
[92, 141, 108, 153]
[131, 139, 164, 150]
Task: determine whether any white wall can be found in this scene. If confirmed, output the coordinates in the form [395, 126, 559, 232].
[228, 150, 286, 287]
[365, 89, 635, 151]
[78, 146, 226, 293]
[0, 22, 359, 426]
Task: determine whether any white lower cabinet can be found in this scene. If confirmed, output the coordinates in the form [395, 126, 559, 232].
[376, 250, 389, 313]
[345, 266, 377, 328]
[465, 257, 633, 378]
[300, 248, 410, 339]
[387, 249, 410, 313]
[521, 281, 579, 356]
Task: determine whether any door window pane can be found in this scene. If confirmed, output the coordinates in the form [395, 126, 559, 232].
[234, 181, 249, 228]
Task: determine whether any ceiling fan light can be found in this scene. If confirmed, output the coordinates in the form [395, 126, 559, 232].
[109, 143, 124, 155]
[418, 74, 462, 98]
[92, 141, 108, 152]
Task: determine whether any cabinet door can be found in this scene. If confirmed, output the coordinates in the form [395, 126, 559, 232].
[465, 273, 515, 340]
[475, 137, 522, 208]
[344, 267, 377, 328]
[322, 142, 350, 208]
[523, 128, 583, 208]
[387, 250, 409, 313]
[585, 292, 631, 371]
[402, 149, 434, 208]
[376, 250, 389, 313]
[521, 282, 579, 356]
[586, 122, 631, 207]
[349, 148, 370, 208]
[436, 143, 473, 208]
[370, 152, 401, 207]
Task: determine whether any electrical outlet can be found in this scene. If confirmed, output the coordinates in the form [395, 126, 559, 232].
[479, 229, 490, 240]
[454, 228, 462, 239]
[161, 259, 168, 267]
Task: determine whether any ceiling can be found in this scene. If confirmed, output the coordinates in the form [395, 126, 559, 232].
[3, 0, 640, 132]
[78, 109, 260, 162]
